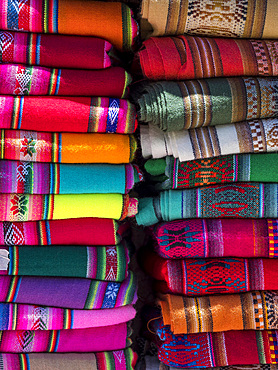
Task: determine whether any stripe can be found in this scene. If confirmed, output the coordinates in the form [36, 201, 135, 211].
[9, 246, 19, 275]
[45, 221, 51, 245]
[19, 353, 30, 370]
[121, 3, 131, 51]
[194, 297, 202, 332]
[48, 330, 59, 352]
[1, 130, 5, 159]
[84, 280, 101, 309]
[12, 303, 17, 330]
[50, 164, 59, 194]
[48, 69, 60, 95]
[35, 34, 41, 65]
[6, 276, 21, 302]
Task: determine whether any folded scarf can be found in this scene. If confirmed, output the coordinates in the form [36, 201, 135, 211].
[136, 183, 278, 226]
[0, 244, 129, 281]
[0, 64, 130, 97]
[159, 291, 278, 334]
[0, 303, 136, 330]
[133, 77, 278, 131]
[149, 218, 278, 259]
[0, 96, 137, 133]
[0, 273, 137, 309]
[141, 0, 278, 39]
[145, 153, 278, 190]
[0, 130, 136, 164]
[0, 30, 114, 69]
[0, 218, 127, 246]
[144, 252, 278, 296]
[0, 193, 137, 221]
[154, 319, 278, 368]
[140, 119, 278, 161]
[135, 36, 278, 80]
[0, 350, 137, 370]
[0, 0, 138, 51]
[0, 161, 142, 194]
[0, 323, 131, 353]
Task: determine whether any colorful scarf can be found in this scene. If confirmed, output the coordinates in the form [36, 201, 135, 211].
[0, 273, 137, 309]
[159, 291, 278, 334]
[0, 0, 138, 51]
[133, 77, 278, 131]
[0, 218, 127, 246]
[0, 244, 129, 281]
[140, 0, 278, 39]
[154, 319, 278, 368]
[0, 96, 137, 134]
[0, 323, 131, 353]
[145, 153, 278, 190]
[0, 130, 136, 164]
[0, 64, 130, 97]
[144, 252, 278, 296]
[149, 218, 278, 259]
[0, 161, 142, 194]
[0, 350, 137, 370]
[0, 193, 137, 221]
[140, 119, 278, 162]
[0, 303, 136, 330]
[0, 30, 114, 69]
[136, 183, 278, 226]
[135, 36, 278, 80]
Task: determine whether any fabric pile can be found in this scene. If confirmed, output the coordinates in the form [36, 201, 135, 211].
[134, 0, 278, 368]
[0, 0, 140, 368]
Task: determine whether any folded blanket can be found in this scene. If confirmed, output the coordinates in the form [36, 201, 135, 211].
[144, 252, 278, 296]
[0, 218, 127, 246]
[0, 303, 136, 330]
[136, 183, 278, 226]
[0, 64, 130, 97]
[0, 273, 137, 309]
[140, 119, 278, 161]
[141, 0, 278, 39]
[145, 153, 278, 190]
[0, 31, 114, 69]
[0, 350, 137, 370]
[0, 244, 129, 281]
[0, 96, 137, 133]
[0, 0, 138, 51]
[0, 161, 142, 194]
[0, 324, 131, 353]
[159, 291, 278, 334]
[133, 77, 278, 131]
[149, 218, 278, 259]
[0, 130, 136, 164]
[154, 319, 278, 368]
[135, 36, 278, 80]
[0, 193, 137, 221]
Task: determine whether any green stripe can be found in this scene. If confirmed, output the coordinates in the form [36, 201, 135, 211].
[207, 78, 232, 125]
[256, 331, 266, 364]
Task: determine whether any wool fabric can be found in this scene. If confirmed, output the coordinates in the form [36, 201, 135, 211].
[0, 96, 137, 133]
[0, 64, 131, 97]
[0, 273, 137, 309]
[149, 218, 278, 259]
[0, 0, 138, 51]
[134, 77, 278, 131]
[135, 36, 278, 80]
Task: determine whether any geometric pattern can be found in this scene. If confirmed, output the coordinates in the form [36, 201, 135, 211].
[250, 120, 264, 152]
[252, 291, 265, 330]
[268, 331, 278, 363]
[268, 220, 278, 257]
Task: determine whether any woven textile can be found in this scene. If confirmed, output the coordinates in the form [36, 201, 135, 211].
[0, 273, 137, 309]
[0, 303, 136, 330]
[154, 319, 278, 368]
[159, 291, 278, 334]
[0, 0, 138, 51]
[145, 153, 278, 189]
[136, 183, 278, 226]
[0, 193, 137, 221]
[149, 218, 278, 259]
[0, 96, 137, 133]
[145, 252, 278, 296]
[0, 218, 126, 246]
[136, 36, 278, 80]
[0, 130, 136, 164]
[134, 77, 278, 131]
[0, 245, 129, 281]
[140, 119, 278, 161]
[0, 64, 131, 97]
[0, 161, 141, 194]
[0, 30, 114, 69]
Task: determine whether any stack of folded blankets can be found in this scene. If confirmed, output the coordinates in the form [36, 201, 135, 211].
[0, 0, 140, 368]
[133, 0, 278, 368]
